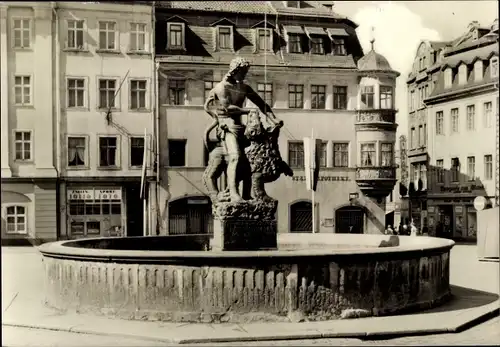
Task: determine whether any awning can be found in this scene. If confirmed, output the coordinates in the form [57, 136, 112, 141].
[283, 25, 304, 35]
[304, 27, 326, 37]
[327, 28, 349, 37]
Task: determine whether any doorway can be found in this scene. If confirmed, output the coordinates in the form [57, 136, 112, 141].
[335, 206, 365, 234]
[126, 183, 144, 236]
[168, 196, 213, 235]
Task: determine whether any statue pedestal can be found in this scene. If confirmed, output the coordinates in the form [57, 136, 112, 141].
[209, 199, 278, 251]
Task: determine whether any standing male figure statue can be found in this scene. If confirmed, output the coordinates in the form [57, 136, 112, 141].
[203, 57, 283, 203]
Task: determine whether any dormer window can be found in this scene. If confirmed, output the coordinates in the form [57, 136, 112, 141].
[305, 27, 327, 55]
[284, 1, 300, 8]
[491, 57, 499, 78]
[310, 36, 324, 54]
[474, 60, 484, 82]
[326, 28, 349, 56]
[283, 25, 304, 53]
[167, 22, 185, 50]
[458, 64, 468, 85]
[218, 26, 233, 50]
[444, 68, 452, 88]
[257, 28, 273, 52]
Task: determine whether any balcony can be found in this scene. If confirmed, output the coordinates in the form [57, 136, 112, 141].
[355, 109, 397, 131]
[355, 166, 397, 199]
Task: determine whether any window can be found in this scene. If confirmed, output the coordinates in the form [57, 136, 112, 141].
[418, 125, 423, 146]
[422, 56, 427, 69]
[258, 28, 272, 52]
[424, 84, 429, 99]
[318, 142, 327, 168]
[360, 86, 374, 109]
[423, 123, 427, 145]
[130, 23, 146, 51]
[130, 80, 147, 110]
[168, 79, 185, 105]
[98, 79, 117, 109]
[491, 57, 498, 78]
[467, 156, 475, 180]
[410, 90, 415, 111]
[360, 143, 376, 167]
[450, 108, 459, 133]
[288, 34, 301, 53]
[204, 81, 215, 101]
[218, 26, 232, 50]
[333, 143, 349, 167]
[67, 78, 85, 108]
[332, 38, 346, 55]
[130, 137, 145, 167]
[69, 199, 121, 216]
[381, 143, 394, 166]
[310, 85, 325, 109]
[380, 86, 393, 109]
[288, 84, 304, 108]
[288, 142, 304, 168]
[98, 21, 117, 50]
[67, 20, 84, 49]
[290, 201, 312, 233]
[333, 86, 347, 110]
[14, 131, 31, 161]
[436, 159, 444, 183]
[466, 105, 475, 130]
[410, 127, 416, 148]
[12, 19, 31, 49]
[168, 139, 186, 167]
[451, 158, 460, 182]
[310, 36, 324, 54]
[484, 155, 493, 180]
[459, 64, 468, 85]
[484, 102, 492, 128]
[257, 83, 273, 105]
[67, 137, 86, 167]
[14, 75, 31, 105]
[99, 137, 118, 167]
[474, 61, 483, 81]
[168, 23, 184, 48]
[436, 111, 444, 135]
[5, 206, 27, 234]
[444, 68, 452, 88]
[410, 164, 417, 182]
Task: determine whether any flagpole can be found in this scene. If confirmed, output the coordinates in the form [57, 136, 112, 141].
[311, 128, 316, 234]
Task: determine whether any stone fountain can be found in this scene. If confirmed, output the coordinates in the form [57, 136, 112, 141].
[39, 57, 454, 324]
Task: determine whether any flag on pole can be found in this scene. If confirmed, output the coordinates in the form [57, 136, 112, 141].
[140, 128, 148, 200]
[303, 133, 321, 192]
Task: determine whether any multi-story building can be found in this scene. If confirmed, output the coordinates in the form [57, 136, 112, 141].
[1, 2, 58, 243]
[1, 1, 155, 243]
[154, 1, 399, 236]
[407, 20, 498, 240]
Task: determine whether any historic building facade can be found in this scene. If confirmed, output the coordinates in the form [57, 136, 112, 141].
[410, 20, 498, 240]
[1, 2, 58, 243]
[154, 1, 399, 235]
[1, 1, 155, 243]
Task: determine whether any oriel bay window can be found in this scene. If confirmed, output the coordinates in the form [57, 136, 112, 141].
[360, 86, 374, 109]
[380, 143, 394, 166]
[67, 136, 86, 167]
[360, 143, 376, 167]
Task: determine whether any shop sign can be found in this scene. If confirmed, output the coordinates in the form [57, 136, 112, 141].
[292, 176, 350, 182]
[68, 189, 94, 200]
[455, 206, 463, 213]
[95, 189, 122, 200]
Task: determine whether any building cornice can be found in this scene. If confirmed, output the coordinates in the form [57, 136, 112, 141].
[425, 82, 498, 105]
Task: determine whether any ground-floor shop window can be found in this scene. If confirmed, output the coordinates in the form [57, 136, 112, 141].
[5, 205, 27, 234]
[466, 207, 477, 237]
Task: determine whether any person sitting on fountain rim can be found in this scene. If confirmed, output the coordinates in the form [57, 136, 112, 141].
[203, 56, 283, 203]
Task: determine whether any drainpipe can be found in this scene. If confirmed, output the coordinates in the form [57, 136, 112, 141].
[152, 2, 161, 235]
[53, 4, 62, 239]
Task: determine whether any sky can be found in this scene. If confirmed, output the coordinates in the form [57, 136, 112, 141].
[333, 0, 499, 137]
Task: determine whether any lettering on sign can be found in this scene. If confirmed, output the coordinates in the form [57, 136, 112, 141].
[439, 184, 484, 193]
[95, 189, 122, 200]
[292, 176, 350, 182]
[67, 189, 94, 200]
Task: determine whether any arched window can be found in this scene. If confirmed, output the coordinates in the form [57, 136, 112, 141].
[290, 201, 312, 232]
[4, 205, 27, 234]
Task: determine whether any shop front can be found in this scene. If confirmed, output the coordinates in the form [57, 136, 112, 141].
[427, 197, 477, 241]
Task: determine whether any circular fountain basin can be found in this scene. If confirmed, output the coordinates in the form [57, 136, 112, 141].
[38, 233, 454, 323]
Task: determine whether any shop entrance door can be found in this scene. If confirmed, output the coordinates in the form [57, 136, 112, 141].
[437, 205, 453, 239]
[335, 206, 365, 234]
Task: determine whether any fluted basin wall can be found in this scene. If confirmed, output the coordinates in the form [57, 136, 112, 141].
[39, 234, 454, 323]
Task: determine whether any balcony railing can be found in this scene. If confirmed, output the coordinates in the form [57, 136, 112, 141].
[355, 167, 397, 180]
[355, 109, 396, 124]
